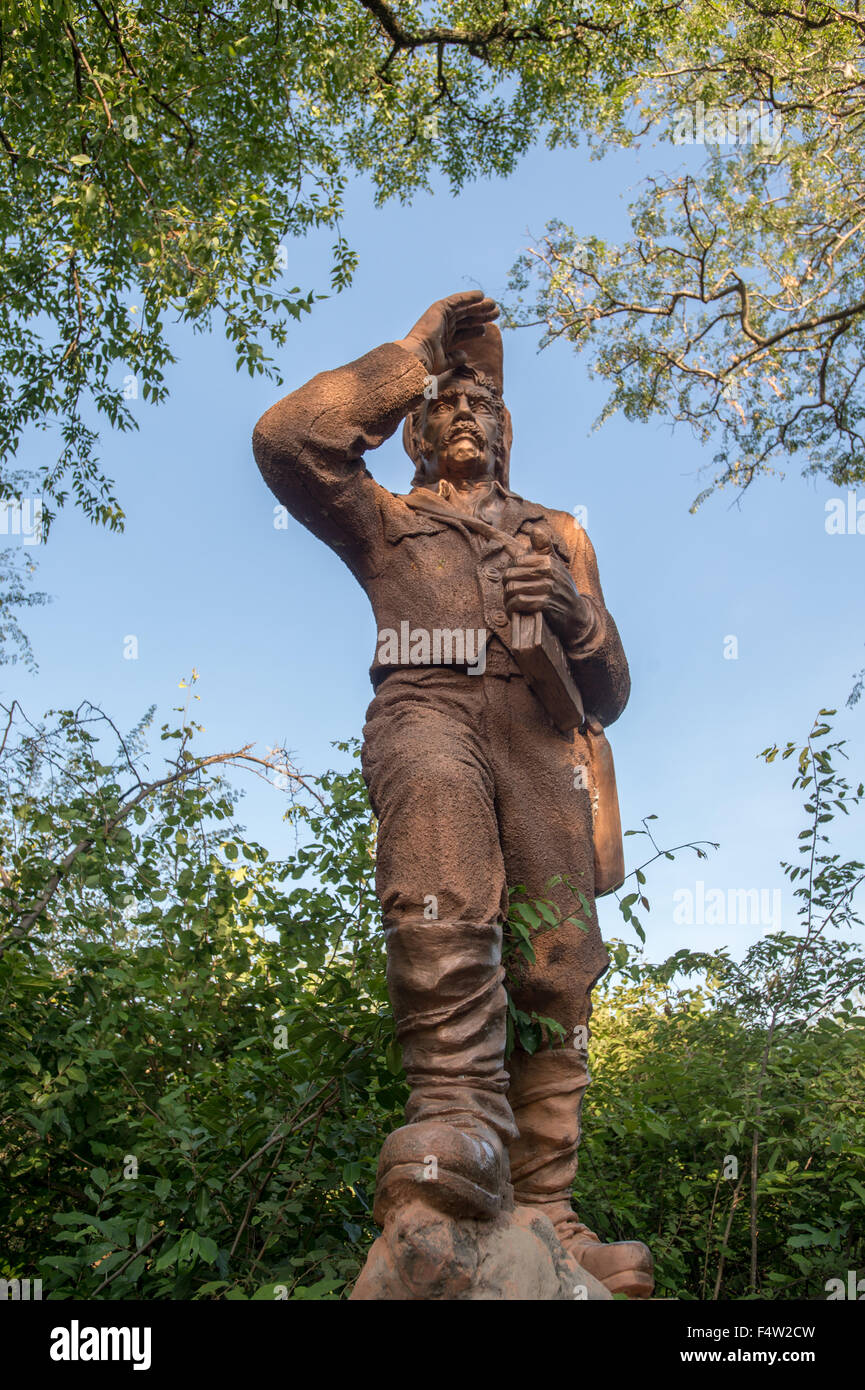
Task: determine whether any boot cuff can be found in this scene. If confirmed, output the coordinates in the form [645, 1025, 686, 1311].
[384, 919, 503, 999]
[508, 1045, 590, 1105]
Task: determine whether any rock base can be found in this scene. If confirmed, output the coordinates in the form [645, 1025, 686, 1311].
[350, 1201, 612, 1301]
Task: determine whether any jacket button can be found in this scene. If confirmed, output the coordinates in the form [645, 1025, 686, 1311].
[491, 609, 509, 627]
[482, 566, 501, 581]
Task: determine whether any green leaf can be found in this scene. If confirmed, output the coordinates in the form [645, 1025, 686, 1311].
[154, 1242, 180, 1271]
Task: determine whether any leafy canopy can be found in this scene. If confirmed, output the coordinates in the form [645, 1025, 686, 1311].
[0, 0, 673, 535]
[505, 3, 865, 502]
[6, 1, 865, 530]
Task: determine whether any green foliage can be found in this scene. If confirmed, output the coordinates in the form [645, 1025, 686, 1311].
[7, 3, 863, 663]
[1, 699, 862, 1299]
[580, 711, 865, 1298]
[0, 699, 404, 1298]
[0, 0, 674, 545]
[0, 550, 49, 669]
[580, 962, 865, 1300]
[503, 873, 591, 1055]
[614, 812, 719, 947]
[505, 4, 865, 501]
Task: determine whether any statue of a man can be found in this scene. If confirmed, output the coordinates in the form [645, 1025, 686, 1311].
[253, 292, 653, 1298]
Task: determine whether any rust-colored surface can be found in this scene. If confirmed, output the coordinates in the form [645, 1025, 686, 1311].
[253, 292, 652, 1299]
[350, 1201, 612, 1302]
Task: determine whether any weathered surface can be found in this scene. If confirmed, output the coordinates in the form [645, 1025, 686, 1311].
[350, 1201, 611, 1302]
[254, 290, 654, 1300]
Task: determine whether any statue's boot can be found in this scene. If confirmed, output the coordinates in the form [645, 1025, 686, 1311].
[373, 920, 520, 1225]
[508, 1046, 654, 1298]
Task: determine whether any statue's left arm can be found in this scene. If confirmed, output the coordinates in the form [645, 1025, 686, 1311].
[560, 520, 630, 728]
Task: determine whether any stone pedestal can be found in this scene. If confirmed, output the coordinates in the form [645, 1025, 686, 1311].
[350, 1201, 612, 1301]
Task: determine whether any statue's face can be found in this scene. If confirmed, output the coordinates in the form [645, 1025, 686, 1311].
[418, 371, 500, 483]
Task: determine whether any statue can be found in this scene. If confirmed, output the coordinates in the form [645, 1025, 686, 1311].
[253, 292, 653, 1300]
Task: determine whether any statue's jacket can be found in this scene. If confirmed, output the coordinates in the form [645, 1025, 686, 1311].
[252, 342, 630, 737]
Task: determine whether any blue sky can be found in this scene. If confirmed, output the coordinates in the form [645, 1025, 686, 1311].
[5, 137, 863, 963]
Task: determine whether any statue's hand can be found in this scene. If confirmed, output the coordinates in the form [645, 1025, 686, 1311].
[503, 542, 593, 647]
[395, 291, 499, 379]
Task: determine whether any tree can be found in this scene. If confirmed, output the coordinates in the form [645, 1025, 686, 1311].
[587, 710, 865, 1299]
[7, 5, 864, 664]
[0, 551, 48, 670]
[5, 6, 863, 537]
[0, 0, 673, 542]
[506, 3, 865, 506]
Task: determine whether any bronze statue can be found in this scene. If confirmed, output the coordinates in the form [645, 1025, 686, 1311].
[253, 292, 653, 1299]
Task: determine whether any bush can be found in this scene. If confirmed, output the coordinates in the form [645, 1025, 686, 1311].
[1, 698, 862, 1299]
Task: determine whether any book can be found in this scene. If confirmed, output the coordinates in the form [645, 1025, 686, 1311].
[510, 611, 586, 733]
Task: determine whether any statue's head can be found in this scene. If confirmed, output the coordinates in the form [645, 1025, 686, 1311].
[402, 324, 513, 489]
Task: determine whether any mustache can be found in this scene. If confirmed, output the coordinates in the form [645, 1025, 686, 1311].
[442, 420, 486, 447]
